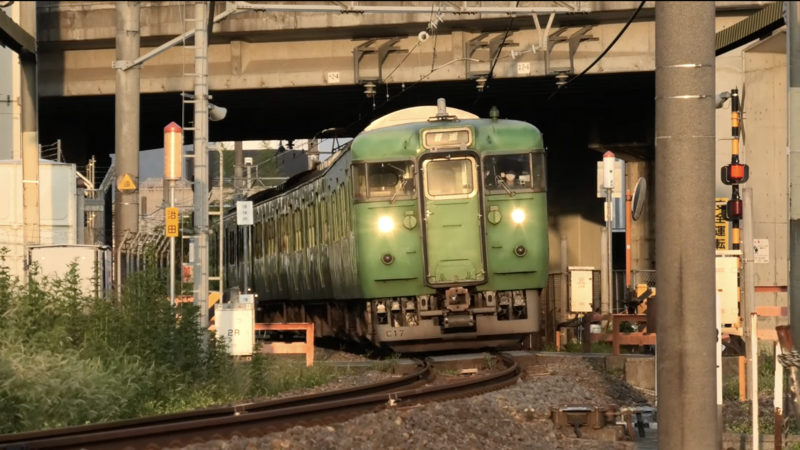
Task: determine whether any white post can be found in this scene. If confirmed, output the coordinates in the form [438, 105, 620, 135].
[751, 312, 759, 449]
[774, 342, 784, 436]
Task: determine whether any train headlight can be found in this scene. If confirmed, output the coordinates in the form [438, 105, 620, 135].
[378, 216, 394, 232]
[512, 209, 526, 224]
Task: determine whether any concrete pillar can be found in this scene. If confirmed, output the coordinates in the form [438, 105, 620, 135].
[20, 1, 38, 246]
[193, 1, 210, 329]
[655, 2, 718, 449]
[114, 2, 140, 256]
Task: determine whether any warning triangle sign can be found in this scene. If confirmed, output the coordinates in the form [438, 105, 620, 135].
[117, 174, 137, 192]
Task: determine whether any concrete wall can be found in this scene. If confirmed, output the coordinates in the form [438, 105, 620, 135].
[742, 32, 789, 333]
[0, 2, 21, 160]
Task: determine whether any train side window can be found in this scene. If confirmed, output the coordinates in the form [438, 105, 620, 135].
[237, 227, 243, 262]
[267, 218, 274, 256]
[353, 164, 367, 200]
[331, 190, 339, 242]
[530, 152, 547, 192]
[339, 187, 347, 236]
[308, 203, 316, 248]
[281, 214, 289, 254]
[254, 221, 263, 259]
[294, 209, 302, 251]
[321, 196, 329, 244]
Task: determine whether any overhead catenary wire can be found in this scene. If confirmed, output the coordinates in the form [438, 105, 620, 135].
[547, 0, 646, 101]
[474, 0, 521, 106]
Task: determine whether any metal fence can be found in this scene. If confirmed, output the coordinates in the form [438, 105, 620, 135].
[116, 231, 171, 290]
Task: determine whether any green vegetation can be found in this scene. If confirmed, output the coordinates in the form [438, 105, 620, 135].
[0, 248, 371, 434]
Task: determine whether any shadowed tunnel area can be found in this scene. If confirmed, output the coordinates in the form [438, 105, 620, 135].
[40, 71, 655, 249]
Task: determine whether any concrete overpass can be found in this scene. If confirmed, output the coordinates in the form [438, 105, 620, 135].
[26, 1, 775, 274]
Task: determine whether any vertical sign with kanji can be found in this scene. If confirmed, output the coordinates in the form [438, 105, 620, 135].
[715, 198, 729, 250]
[165, 207, 179, 237]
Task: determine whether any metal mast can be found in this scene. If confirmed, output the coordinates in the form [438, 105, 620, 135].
[655, 2, 719, 449]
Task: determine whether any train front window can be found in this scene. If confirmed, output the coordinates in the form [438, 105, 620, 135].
[352, 161, 415, 201]
[424, 157, 477, 199]
[483, 153, 546, 193]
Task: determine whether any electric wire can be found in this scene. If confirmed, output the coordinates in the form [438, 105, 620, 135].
[474, 0, 520, 106]
[547, 0, 646, 101]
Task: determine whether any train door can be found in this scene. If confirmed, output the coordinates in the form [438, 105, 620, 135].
[419, 154, 487, 286]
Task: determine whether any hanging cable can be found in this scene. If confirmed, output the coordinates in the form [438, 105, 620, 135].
[474, 0, 520, 106]
[547, 0, 646, 101]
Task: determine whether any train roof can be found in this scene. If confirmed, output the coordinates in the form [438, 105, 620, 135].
[351, 112, 544, 161]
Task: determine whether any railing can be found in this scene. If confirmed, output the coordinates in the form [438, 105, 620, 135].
[541, 269, 657, 348]
[115, 231, 171, 290]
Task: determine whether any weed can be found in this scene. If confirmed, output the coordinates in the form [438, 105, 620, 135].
[0, 246, 354, 433]
[483, 353, 497, 370]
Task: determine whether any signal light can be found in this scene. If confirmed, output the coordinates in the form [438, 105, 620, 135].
[164, 122, 183, 180]
[721, 164, 749, 185]
[725, 199, 743, 221]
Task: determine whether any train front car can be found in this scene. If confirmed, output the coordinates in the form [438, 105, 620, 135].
[354, 100, 548, 352]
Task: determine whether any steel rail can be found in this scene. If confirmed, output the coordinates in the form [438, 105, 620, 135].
[1, 355, 519, 450]
[0, 358, 429, 448]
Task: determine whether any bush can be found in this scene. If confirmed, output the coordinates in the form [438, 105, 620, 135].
[0, 248, 353, 434]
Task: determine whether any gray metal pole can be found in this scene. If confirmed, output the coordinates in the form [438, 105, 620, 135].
[742, 186, 755, 399]
[243, 225, 249, 294]
[114, 1, 140, 271]
[169, 181, 176, 305]
[20, 1, 39, 247]
[787, 0, 800, 359]
[77, 188, 85, 245]
[234, 141, 244, 200]
[655, 3, 718, 450]
[600, 227, 608, 313]
[193, 1, 210, 329]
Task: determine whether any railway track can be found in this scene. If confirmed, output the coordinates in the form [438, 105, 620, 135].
[0, 355, 520, 450]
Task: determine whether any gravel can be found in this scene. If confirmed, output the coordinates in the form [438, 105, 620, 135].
[184, 357, 650, 450]
[269, 369, 402, 400]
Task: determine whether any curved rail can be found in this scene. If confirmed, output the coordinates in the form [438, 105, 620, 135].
[1, 355, 520, 450]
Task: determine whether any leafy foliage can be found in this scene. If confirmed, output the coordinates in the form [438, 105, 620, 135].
[0, 247, 351, 434]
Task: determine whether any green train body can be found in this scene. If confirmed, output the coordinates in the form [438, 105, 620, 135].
[214, 101, 548, 352]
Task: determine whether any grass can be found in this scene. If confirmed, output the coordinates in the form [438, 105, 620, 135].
[0, 247, 361, 434]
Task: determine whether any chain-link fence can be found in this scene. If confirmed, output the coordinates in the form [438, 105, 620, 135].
[632, 270, 656, 289]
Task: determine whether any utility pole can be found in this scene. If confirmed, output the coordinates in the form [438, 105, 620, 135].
[192, 1, 210, 329]
[234, 141, 244, 200]
[20, 1, 39, 246]
[655, 3, 718, 450]
[114, 1, 140, 276]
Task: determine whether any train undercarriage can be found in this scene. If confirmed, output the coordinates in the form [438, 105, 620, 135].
[255, 289, 540, 353]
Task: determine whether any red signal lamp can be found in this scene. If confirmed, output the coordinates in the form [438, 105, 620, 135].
[724, 199, 743, 221]
[721, 164, 749, 185]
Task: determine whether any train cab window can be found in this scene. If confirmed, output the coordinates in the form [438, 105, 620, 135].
[352, 161, 415, 201]
[483, 153, 546, 193]
[424, 157, 477, 199]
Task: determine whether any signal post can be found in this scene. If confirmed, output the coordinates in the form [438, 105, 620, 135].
[164, 122, 183, 305]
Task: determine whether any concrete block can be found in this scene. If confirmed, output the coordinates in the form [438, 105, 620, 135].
[625, 357, 655, 391]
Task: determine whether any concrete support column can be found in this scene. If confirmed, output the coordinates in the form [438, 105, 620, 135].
[655, 2, 718, 449]
[193, 1, 210, 329]
[20, 1, 39, 246]
[114, 1, 140, 257]
[788, 0, 800, 358]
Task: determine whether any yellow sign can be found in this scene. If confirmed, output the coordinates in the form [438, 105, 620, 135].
[165, 207, 179, 237]
[715, 198, 729, 250]
[117, 173, 137, 192]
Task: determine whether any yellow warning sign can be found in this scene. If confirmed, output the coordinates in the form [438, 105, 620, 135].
[165, 207, 179, 237]
[715, 198, 729, 250]
[117, 173, 137, 192]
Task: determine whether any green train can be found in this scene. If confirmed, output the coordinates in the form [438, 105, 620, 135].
[213, 99, 548, 352]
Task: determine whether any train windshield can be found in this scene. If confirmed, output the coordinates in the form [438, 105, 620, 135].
[424, 157, 477, 199]
[353, 161, 416, 201]
[483, 152, 546, 193]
